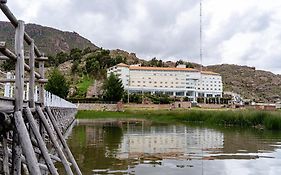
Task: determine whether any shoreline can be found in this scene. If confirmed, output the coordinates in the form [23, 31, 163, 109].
[76, 109, 281, 130]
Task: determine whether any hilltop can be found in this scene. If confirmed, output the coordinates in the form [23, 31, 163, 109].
[0, 21, 98, 55]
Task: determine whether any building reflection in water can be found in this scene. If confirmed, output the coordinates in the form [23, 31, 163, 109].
[118, 123, 224, 159]
[67, 121, 281, 175]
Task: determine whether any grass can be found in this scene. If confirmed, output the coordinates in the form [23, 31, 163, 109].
[75, 76, 93, 97]
[76, 109, 281, 130]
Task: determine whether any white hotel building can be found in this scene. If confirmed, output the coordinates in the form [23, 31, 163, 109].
[107, 63, 223, 101]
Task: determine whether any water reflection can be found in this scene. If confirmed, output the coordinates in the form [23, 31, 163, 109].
[66, 120, 281, 175]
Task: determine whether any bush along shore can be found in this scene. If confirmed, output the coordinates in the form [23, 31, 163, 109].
[76, 109, 281, 130]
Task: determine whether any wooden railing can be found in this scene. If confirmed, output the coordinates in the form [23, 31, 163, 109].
[0, 1, 81, 175]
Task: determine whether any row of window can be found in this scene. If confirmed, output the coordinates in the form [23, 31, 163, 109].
[131, 84, 221, 91]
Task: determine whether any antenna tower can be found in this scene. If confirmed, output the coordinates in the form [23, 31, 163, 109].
[200, 0, 203, 72]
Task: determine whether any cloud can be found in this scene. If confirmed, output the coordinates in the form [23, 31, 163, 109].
[1, 0, 281, 74]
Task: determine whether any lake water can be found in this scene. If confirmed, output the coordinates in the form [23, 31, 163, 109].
[66, 120, 281, 175]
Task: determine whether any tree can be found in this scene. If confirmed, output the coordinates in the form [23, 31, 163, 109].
[103, 73, 124, 102]
[1, 59, 16, 71]
[45, 69, 69, 98]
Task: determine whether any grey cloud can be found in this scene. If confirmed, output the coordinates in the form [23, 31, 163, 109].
[1, 0, 281, 73]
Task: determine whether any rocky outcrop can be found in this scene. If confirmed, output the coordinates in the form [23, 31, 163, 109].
[0, 21, 98, 55]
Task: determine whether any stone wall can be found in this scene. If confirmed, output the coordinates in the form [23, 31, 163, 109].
[77, 103, 118, 111]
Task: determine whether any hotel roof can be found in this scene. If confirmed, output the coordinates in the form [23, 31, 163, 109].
[115, 63, 220, 75]
[129, 66, 199, 72]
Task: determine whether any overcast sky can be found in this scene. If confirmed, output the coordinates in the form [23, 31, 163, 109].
[1, 0, 281, 74]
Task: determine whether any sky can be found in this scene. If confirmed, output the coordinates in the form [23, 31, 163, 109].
[1, 0, 281, 74]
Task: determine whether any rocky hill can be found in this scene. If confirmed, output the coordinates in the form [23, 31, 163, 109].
[206, 64, 281, 102]
[0, 21, 98, 55]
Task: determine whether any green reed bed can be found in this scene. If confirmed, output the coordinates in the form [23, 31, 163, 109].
[76, 109, 281, 130]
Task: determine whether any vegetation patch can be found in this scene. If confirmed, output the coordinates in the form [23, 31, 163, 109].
[76, 109, 281, 130]
[75, 76, 94, 97]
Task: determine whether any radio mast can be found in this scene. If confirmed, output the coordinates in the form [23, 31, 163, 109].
[200, 0, 203, 72]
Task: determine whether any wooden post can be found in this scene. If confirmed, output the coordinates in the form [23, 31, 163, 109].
[46, 107, 82, 175]
[14, 111, 41, 175]
[3, 133, 10, 175]
[12, 19, 25, 175]
[39, 60, 44, 105]
[36, 106, 74, 175]
[14, 20, 24, 112]
[25, 107, 59, 175]
[29, 40, 35, 108]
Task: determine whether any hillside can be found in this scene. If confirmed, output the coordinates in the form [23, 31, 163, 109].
[0, 21, 98, 55]
[207, 64, 281, 102]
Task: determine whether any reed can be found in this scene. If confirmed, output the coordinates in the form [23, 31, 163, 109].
[76, 109, 281, 130]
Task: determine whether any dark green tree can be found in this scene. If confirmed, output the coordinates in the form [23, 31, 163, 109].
[45, 69, 69, 98]
[1, 59, 16, 71]
[69, 48, 82, 62]
[176, 59, 184, 66]
[103, 73, 124, 102]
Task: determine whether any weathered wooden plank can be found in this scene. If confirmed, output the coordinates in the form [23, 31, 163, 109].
[26, 108, 58, 175]
[0, 56, 9, 60]
[39, 61, 45, 105]
[14, 20, 24, 112]
[0, 79, 48, 83]
[29, 40, 35, 108]
[25, 107, 59, 175]
[12, 19, 25, 175]
[36, 106, 74, 175]
[14, 111, 41, 175]
[46, 107, 82, 175]
[0, 47, 42, 79]
[3, 133, 10, 175]
[11, 129, 22, 175]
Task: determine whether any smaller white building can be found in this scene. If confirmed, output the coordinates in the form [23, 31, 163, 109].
[107, 63, 223, 102]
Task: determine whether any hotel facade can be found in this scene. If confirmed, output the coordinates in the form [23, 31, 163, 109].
[107, 63, 223, 102]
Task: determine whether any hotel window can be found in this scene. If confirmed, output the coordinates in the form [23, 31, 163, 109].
[138, 81, 141, 83]
[149, 81, 152, 83]
[143, 81, 145, 83]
